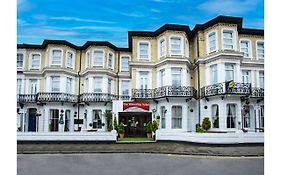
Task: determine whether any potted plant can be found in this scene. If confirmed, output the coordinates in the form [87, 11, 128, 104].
[146, 121, 153, 138]
[118, 123, 125, 139]
[202, 117, 211, 131]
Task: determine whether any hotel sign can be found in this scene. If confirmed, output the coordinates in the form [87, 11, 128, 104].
[123, 102, 150, 112]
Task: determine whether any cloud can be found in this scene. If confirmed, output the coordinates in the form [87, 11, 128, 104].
[198, 0, 260, 14]
[17, 0, 34, 13]
[49, 16, 116, 24]
[71, 26, 128, 32]
[17, 19, 31, 26]
[151, 9, 161, 13]
[101, 7, 144, 18]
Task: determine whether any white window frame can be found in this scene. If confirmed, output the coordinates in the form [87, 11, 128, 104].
[108, 52, 114, 69]
[139, 71, 149, 89]
[206, 30, 218, 54]
[66, 50, 75, 69]
[256, 40, 264, 60]
[239, 39, 252, 58]
[171, 68, 182, 87]
[160, 69, 165, 87]
[51, 76, 60, 92]
[158, 37, 166, 58]
[171, 106, 182, 129]
[121, 80, 130, 96]
[85, 51, 91, 69]
[120, 55, 130, 71]
[241, 70, 251, 84]
[93, 49, 104, 67]
[221, 28, 237, 50]
[29, 79, 38, 94]
[84, 78, 89, 93]
[17, 53, 24, 69]
[108, 78, 113, 94]
[17, 79, 22, 94]
[50, 48, 63, 66]
[169, 35, 184, 56]
[29, 52, 41, 70]
[210, 64, 218, 84]
[225, 63, 235, 81]
[137, 41, 151, 60]
[93, 77, 103, 93]
[66, 77, 73, 94]
[259, 71, 264, 89]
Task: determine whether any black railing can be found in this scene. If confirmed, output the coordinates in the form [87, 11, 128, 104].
[251, 87, 264, 98]
[154, 86, 197, 99]
[119, 95, 131, 101]
[132, 86, 197, 99]
[37, 92, 78, 103]
[79, 93, 118, 102]
[17, 94, 37, 103]
[201, 82, 252, 98]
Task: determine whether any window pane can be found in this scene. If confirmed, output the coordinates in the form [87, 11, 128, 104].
[94, 51, 103, 65]
[67, 52, 73, 67]
[122, 80, 130, 95]
[52, 50, 62, 65]
[17, 54, 23, 68]
[172, 106, 182, 128]
[108, 53, 113, 68]
[223, 31, 234, 49]
[209, 32, 216, 52]
[51, 76, 60, 92]
[66, 78, 72, 93]
[93, 77, 102, 92]
[139, 43, 149, 59]
[121, 57, 129, 71]
[210, 65, 217, 84]
[17, 79, 22, 94]
[171, 37, 181, 55]
[257, 42, 264, 59]
[171, 68, 181, 87]
[93, 110, 102, 129]
[49, 109, 59, 132]
[227, 104, 236, 128]
[31, 54, 40, 68]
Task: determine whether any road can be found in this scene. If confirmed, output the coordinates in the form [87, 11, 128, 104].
[17, 153, 263, 175]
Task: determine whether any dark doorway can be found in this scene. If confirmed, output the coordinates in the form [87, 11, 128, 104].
[119, 112, 152, 137]
[28, 108, 37, 132]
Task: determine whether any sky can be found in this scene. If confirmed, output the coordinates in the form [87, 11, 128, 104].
[17, 0, 264, 48]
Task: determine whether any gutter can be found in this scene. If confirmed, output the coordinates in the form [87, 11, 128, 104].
[196, 35, 201, 127]
[77, 49, 82, 129]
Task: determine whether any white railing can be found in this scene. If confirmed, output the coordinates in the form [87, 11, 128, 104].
[156, 130, 264, 144]
[17, 131, 117, 141]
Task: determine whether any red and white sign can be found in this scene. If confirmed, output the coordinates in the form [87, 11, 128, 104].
[123, 102, 149, 112]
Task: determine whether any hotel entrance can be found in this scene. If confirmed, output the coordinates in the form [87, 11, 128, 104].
[119, 112, 152, 137]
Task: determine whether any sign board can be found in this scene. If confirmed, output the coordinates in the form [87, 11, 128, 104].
[123, 102, 149, 112]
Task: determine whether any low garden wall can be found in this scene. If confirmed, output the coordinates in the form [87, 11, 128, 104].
[156, 130, 264, 144]
[17, 131, 117, 141]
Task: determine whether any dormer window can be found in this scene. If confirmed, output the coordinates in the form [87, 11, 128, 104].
[223, 30, 234, 50]
[170, 37, 182, 55]
[138, 42, 149, 59]
[51, 50, 62, 65]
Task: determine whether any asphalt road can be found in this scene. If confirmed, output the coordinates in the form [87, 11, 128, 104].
[17, 153, 263, 175]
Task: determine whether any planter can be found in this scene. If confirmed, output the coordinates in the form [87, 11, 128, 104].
[147, 132, 152, 139]
[119, 133, 124, 139]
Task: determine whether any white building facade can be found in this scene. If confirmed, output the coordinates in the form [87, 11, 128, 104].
[17, 16, 264, 140]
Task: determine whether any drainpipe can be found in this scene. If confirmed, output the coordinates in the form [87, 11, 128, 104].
[196, 34, 201, 127]
[77, 48, 82, 130]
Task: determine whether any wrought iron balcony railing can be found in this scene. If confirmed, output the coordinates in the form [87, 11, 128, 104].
[132, 89, 154, 99]
[251, 87, 264, 98]
[17, 94, 37, 103]
[201, 82, 252, 98]
[79, 93, 118, 102]
[119, 95, 131, 101]
[132, 86, 197, 99]
[37, 92, 78, 103]
[154, 86, 197, 99]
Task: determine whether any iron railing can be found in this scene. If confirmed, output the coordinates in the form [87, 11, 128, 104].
[37, 92, 78, 103]
[79, 93, 118, 102]
[251, 87, 264, 98]
[17, 94, 37, 103]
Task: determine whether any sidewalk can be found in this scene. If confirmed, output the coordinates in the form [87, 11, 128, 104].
[17, 141, 264, 157]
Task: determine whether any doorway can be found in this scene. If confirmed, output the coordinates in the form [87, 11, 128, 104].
[28, 108, 37, 132]
[119, 112, 152, 137]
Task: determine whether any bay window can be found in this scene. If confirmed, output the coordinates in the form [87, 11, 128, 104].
[225, 64, 234, 81]
[208, 32, 217, 52]
[93, 50, 103, 66]
[223, 30, 234, 49]
[93, 77, 102, 93]
[171, 68, 181, 87]
[66, 77, 72, 94]
[227, 104, 236, 128]
[51, 76, 60, 92]
[210, 64, 218, 84]
[170, 37, 181, 55]
[51, 50, 62, 65]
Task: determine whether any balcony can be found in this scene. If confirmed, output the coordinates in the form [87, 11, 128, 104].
[132, 86, 197, 99]
[119, 95, 131, 101]
[79, 93, 118, 103]
[17, 94, 37, 103]
[201, 82, 251, 98]
[37, 92, 78, 103]
[154, 86, 197, 99]
[251, 87, 264, 98]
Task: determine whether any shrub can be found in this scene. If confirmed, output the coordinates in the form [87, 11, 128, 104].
[152, 120, 158, 133]
[196, 126, 206, 133]
[118, 123, 125, 134]
[113, 116, 118, 131]
[104, 110, 112, 131]
[146, 121, 153, 133]
[202, 117, 211, 131]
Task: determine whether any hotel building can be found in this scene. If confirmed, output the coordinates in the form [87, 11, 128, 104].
[17, 16, 264, 138]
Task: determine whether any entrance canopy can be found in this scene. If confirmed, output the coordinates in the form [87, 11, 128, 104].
[123, 102, 149, 112]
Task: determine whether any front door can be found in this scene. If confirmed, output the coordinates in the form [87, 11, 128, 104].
[28, 108, 37, 132]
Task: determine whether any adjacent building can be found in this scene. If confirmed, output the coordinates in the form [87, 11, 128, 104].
[17, 16, 264, 137]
